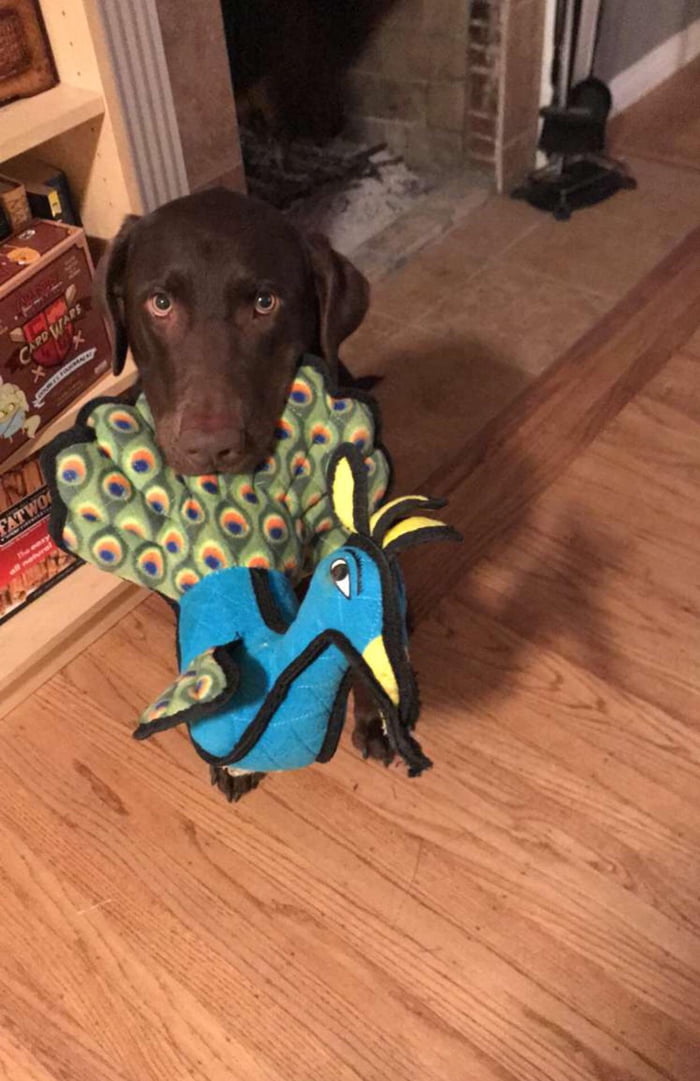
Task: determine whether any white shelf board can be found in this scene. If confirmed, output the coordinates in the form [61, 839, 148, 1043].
[0, 83, 104, 164]
[0, 567, 144, 720]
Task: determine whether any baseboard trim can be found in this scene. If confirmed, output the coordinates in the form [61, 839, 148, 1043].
[608, 17, 700, 115]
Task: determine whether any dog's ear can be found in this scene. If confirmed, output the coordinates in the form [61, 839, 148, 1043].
[306, 234, 369, 365]
[94, 214, 140, 375]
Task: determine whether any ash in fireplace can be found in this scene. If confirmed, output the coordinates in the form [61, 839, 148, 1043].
[241, 129, 430, 256]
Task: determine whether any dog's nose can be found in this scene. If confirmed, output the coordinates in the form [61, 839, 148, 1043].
[181, 426, 245, 470]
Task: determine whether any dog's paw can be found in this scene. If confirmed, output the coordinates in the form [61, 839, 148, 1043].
[352, 715, 395, 767]
[209, 765, 265, 803]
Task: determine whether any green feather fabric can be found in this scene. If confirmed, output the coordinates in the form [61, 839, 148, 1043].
[51, 360, 390, 599]
[140, 648, 235, 727]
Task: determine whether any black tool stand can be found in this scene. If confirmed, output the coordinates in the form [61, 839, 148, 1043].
[512, 153, 637, 222]
[512, 79, 636, 221]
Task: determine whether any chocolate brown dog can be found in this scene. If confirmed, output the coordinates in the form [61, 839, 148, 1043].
[96, 187, 391, 791]
[97, 188, 368, 476]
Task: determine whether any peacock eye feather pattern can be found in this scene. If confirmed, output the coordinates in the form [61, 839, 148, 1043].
[44, 358, 391, 601]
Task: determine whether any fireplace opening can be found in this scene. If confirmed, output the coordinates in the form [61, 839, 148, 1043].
[219, 1, 498, 255]
[221, 0, 401, 145]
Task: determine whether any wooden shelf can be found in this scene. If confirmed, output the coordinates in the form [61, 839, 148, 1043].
[0, 83, 104, 163]
[0, 566, 143, 720]
[0, 5, 145, 718]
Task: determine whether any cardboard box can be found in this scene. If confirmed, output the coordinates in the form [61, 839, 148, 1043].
[2, 156, 80, 226]
[0, 0, 57, 106]
[0, 450, 78, 625]
[0, 176, 31, 232]
[0, 218, 111, 467]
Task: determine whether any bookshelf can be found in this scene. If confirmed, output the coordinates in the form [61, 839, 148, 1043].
[0, 84, 104, 163]
[0, 2, 144, 717]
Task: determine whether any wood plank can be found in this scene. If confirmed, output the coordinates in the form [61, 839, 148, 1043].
[5, 648, 697, 1081]
[0, 569, 143, 720]
[0, 84, 104, 163]
[401, 226, 700, 620]
[463, 352, 700, 724]
[5, 517, 700, 1080]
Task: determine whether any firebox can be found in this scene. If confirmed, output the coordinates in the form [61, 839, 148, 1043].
[219, 0, 548, 237]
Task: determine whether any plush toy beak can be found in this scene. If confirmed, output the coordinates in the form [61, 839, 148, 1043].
[362, 635, 400, 704]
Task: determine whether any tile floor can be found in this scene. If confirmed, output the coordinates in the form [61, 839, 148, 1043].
[342, 61, 700, 491]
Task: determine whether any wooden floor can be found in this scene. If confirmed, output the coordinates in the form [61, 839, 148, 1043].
[2, 214, 699, 1077]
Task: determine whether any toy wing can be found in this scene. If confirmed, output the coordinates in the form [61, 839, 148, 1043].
[134, 645, 240, 739]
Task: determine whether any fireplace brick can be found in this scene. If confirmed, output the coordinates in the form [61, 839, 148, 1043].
[428, 0, 470, 30]
[380, 0, 425, 30]
[348, 1, 470, 168]
[429, 32, 469, 81]
[427, 80, 467, 132]
[344, 0, 542, 185]
[355, 30, 434, 82]
[469, 69, 499, 116]
[469, 112, 497, 138]
[349, 72, 428, 124]
[427, 128, 466, 167]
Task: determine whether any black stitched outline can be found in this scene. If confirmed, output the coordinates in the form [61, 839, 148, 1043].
[250, 568, 294, 633]
[187, 631, 358, 766]
[40, 422, 96, 552]
[120, 530, 427, 775]
[338, 534, 430, 772]
[186, 628, 428, 774]
[298, 354, 394, 502]
[158, 594, 183, 669]
[316, 669, 355, 762]
[132, 644, 240, 739]
[327, 442, 372, 536]
[384, 525, 462, 558]
[372, 496, 448, 547]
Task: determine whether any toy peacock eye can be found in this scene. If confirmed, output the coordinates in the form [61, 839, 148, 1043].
[330, 558, 350, 598]
[254, 290, 278, 315]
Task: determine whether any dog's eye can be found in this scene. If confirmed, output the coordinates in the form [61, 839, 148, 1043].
[330, 558, 351, 598]
[148, 292, 173, 317]
[254, 291, 278, 315]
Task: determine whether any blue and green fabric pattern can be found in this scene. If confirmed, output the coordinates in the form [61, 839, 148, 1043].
[42, 358, 459, 781]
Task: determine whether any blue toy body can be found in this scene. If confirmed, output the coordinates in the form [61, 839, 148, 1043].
[173, 539, 409, 772]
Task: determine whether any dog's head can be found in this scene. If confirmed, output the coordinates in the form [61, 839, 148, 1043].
[96, 188, 369, 475]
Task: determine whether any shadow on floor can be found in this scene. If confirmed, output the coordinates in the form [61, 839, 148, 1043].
[412, 500, 626, 730]
[372, 334, 532, 492]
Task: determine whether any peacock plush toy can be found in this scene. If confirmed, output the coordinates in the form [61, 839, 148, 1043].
[42, 357, 458, 799]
